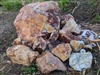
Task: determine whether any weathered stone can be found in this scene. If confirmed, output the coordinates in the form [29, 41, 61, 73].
[14, 1, 60, 45]
[78, 30, 97, 40]
[52, 43, 72, 61]
[48, 40, 61, 50]
[84, 43, 96, 49]
[59, 30, 80, 43]
[61, 14, 74, 25]
[32, 36, 47, 51]
[70, 40, 85, 51]
[62, 18, 80, 34]
[69, 49, 93, 71]
[6, 45, 39, 66]
[36, 51, 66, 74]
[13, 37, 22, 45]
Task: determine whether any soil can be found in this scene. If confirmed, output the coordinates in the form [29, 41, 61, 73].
[0, 11, 100, 75]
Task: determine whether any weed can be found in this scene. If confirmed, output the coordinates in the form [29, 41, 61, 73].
[0, 0, 22, 11]
[0, 73, 4, 75]
[22, 62, 38, 74]
[58, 0, 76, 13]
[90, 14, 100, 24]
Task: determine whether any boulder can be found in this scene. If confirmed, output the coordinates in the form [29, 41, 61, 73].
[14, 1, 60, 46]
[6, 45, 39, 66]
[36, 51, 66, 73]
[70, 40, 85, 51]
[59, 30, 80, 43]
[52, 43, 72, 61]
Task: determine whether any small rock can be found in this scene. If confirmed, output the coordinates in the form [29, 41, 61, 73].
[36, 51, 66, 74]
[52, 43, 72, 61]
[13, 37, 22, 45]
[69, 49, 93, 71]
[62, 18, 81, 34]
[6, 45, 39, 66]
[32, 36, 47, 51]
[78, 30, 97, 40]
[61, 14, 74, 26]
[48, 40, 61, 50]
[59, 30, 80, 43]
[84, 43, 96, 49]
[70, 40, 85, 51]
[98, 35, 100, 39]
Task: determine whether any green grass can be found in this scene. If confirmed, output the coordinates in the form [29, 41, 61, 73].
[22, 62, 38, 74]
[58, 0, 76, 13]
[0, 0, 22, 11]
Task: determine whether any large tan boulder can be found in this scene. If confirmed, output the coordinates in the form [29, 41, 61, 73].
[36, 51, 66, 73]
[14, 1, 60, 49]
[6, 45, 39, 66]
[52, 43, 72, 61]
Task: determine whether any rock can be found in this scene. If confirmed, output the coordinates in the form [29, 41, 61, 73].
[70, 40, 85, 51]
[36, 51, 66, 74]
[13, 37, 22, 45]
[52, 43, 72, 61]
[6, 45, 39, 66]
[69, 49, 93, 71]
[62, 18, 81, 34]
[48, 40, 61, 50]
[14, 1, 60, 45]
[32, 36, 47, 51]
[78, 30, 97, 40]
[59, 30, 80, 43]
[98, 35, 100, 39]
[84, 43, 96, 49]
[61, 14, 74, 28]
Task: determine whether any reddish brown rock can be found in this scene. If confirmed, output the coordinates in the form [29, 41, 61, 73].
[59, 30, 80, 43]
[13, 37, 22, 45]
[61, 14, 74, 25]
[48, 40, 61, 50]
[6, 45, 39, 66]
[36, 51, 66, 74]
[52, 43, 72, 61]
[14, 1, 60, 45]
[32, 36, 47, 51]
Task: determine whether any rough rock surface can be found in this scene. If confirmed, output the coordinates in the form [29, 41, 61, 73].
[6, 45, 39, 66]
[70, 40, 85, 51]
[36, 51, 66, 73]
[59, 30, 79, 43]
[69, 49, 93, 71]
[14, 1, 60, 46]
[61, 14, 74, 28]
[52, 43, 72, 61]
[62, 18, 80, 34]
[78, 30, 97, 40]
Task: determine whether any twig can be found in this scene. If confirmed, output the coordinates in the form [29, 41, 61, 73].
[72, 1, 80, 14]
[97, 43, 100, 51]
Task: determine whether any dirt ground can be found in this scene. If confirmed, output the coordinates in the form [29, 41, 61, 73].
[0, 12, 100, 75]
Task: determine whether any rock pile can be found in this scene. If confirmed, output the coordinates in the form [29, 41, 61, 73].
[6, 1, 100, 74]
